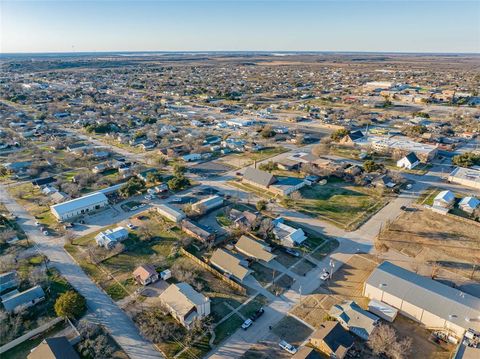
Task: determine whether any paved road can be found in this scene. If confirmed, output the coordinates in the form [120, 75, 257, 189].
[0, 186, 163, 359]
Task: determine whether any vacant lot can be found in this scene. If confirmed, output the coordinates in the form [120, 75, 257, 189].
[271, 315, 313, 346]
[291, 254, 379, 328]
[216, 147, 288, 168]
[285, 179, 387, 230]
[378, 207, 480, 280]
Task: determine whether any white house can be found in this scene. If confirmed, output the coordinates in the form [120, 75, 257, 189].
[459, 197, 479, 214]
[182, 153, 202, 162]
[272, 218, 307, 246]
[159, 282, 210, 328]
[433, 190, 455, 209]
[50, 192, 109, 221]
[396, 152, 420, 170]
[95, 227, 129, 249]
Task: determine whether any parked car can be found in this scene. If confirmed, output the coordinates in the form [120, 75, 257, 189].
[320, 271, 330, 281]
[285, 248, 300, 257]
[250, 307, 264, 321]
[127, 223, 136, 229]
[43, 231, 49, 236]
[406, 184, 413, 190]
[35, 221, 40, 226]
[279, 340, 297, 354]
[241, 319, 253, 330]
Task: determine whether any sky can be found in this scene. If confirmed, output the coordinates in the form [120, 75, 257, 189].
[1, 0, 479, 53]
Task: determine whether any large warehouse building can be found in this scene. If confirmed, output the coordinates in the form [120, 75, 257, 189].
[364, 262, 480, 337]
[50, 192, 109, 221]
[448, 167, 480, 190]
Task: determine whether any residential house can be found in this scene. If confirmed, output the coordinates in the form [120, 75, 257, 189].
[364, 261, 480, 337]
[272, 218, 307, 246]
[329, 301, 379, 340]
[32, 176, 56, 188]
[95, 227, 129, 249]
[459, 197, 479, 214]
[339, 131, 364, 146]
[28, 336, 80, 359]
[433, 190, 455, 209]
[235, 235, 275, 263]
[309, 321, 354, 359]
[242, 167, 306, 196]
[276, 159, 301, 171]
[397, 152, 420, 170]
[0, 271, 18, 293]
[210, 248, 252, 282]
[159, 282, 211, 328]
[2, 285, 45, 313]
[181, 219, 215, 243]
[373, 175, 396, 189]
[133, 264, 159, 286]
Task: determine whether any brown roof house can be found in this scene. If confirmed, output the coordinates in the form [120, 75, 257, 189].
[133, 264, 159, 286]
[28, 336, 80, 359]
[210, 248, 252, 282]
[235, 235, 276, 263]
[309, 321, 354, 359]
[159, 282, 210, 328]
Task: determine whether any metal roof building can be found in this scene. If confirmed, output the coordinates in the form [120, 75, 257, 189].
[364, 262, 480, 337]
[50, 192, 108, 221]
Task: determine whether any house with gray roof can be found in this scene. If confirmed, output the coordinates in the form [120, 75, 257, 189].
[364, 261, 480, 337]
[0, 271, 18, 293]
[2, 285, 45, 313]
[329, 300, 379, 340]
[242, 167, 306, 196]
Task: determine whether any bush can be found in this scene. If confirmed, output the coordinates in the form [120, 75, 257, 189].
[54, 290, 86, 319]
[330, 129, 349, 142]
[256, 200, 267, 211]
[452, 152, 480, 168]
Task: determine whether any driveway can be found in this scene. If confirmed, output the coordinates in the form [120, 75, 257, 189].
[0, 186, 163, 359]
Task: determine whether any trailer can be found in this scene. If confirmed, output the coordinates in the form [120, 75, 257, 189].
[368, 299, 398, 322]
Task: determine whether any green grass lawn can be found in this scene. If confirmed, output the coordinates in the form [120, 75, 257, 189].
[177, 333, 212, 359]
[211, 298, 234, 323]
[286, 179, 386, 230]
[213, 314, 243, 345]
[238, 294, 269, 319]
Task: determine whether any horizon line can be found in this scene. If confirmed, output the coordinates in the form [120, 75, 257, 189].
[1, 50, 480, 56]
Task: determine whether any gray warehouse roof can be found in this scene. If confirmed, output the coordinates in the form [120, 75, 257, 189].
[51, 192, 108, 217]
[366, 262, 480, 331]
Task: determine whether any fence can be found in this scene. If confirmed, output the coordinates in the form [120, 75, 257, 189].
[179, 248, 246, 295]
[0, 317, 64, 354]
